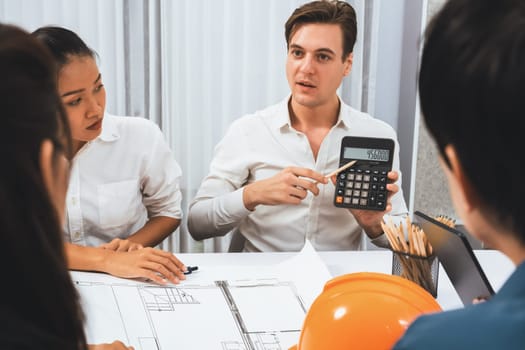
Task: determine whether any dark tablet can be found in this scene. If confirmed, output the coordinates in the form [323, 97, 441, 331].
[414, 211, 495, 305]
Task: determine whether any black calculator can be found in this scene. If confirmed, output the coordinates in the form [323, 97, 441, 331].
[333, 136, 395, 211]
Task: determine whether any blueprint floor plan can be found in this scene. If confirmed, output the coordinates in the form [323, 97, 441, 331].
[72, 243, 332, 349]
[74, 275, 306, 350]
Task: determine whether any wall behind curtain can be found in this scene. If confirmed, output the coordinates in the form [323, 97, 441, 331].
[413, 0, 455, 217]
[0, 0, 424, 253]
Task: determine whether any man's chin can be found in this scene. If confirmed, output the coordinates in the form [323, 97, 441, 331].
[292, 94, 321, 108]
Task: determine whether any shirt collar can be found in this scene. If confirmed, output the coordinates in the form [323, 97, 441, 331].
[337, 101, 352, 130]
[97, 113, 120, 142]
[267, 96, 292, 130]
[268, 95, 351, 131]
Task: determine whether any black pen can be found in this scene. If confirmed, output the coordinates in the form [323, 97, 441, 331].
[184, 265, 199, 275]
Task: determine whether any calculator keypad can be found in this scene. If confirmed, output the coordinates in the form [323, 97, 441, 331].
[334, 168, 389, 210]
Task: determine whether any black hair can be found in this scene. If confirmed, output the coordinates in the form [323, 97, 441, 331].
[285, 0, 357, 60]
[419, 0, 525, 242]
[31, 25, 96, 70]
[0, 23, 87, 349]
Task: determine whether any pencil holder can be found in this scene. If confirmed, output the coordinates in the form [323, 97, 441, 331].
[392, 251, 439, 298]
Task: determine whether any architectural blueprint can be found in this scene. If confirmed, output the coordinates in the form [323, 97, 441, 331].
[72, 242, 332, 350]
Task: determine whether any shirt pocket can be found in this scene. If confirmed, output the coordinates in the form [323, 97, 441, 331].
[97, 179, 140, 229]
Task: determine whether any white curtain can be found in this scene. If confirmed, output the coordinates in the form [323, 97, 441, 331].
[0, 0, 420, 253]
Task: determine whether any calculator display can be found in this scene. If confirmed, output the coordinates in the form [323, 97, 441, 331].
[334, 136, 395, 211]
[343, 147, 390, 162]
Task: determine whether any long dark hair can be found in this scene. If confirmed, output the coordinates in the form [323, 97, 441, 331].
[0, 23, 87, 349]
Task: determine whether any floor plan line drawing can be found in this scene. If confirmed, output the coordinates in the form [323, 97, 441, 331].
[216, 280, 254, 349]
[111, 282, 133, 345]
[216, 280, 307, 350]
[75, 277, 308, 350]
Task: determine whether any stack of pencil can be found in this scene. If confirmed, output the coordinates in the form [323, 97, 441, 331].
[435, 214, 456, 228]
[382, 216, 436, 296]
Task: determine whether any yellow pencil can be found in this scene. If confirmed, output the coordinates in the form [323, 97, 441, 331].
[324, 160, 357, 179]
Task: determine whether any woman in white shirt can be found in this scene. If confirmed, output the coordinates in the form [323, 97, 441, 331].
[32, 26, 186, 284]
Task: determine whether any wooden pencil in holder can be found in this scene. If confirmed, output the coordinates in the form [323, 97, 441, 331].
[391, 250, 439, 298]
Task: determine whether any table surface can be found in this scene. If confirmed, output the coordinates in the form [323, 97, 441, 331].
[176, 249, 515, 311]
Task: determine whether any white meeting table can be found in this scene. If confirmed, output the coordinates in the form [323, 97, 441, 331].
[177, 249, 515, 311]
[74, 249, 515, 348]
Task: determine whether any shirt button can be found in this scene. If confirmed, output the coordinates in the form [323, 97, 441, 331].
[73, 231, 81, 240]
[71, 197, 77, 205]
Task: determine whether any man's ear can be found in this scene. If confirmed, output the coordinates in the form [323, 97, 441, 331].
[40, 139, 55, 195]
[343, 52, 353, 76]
[444, 145, 480, 212]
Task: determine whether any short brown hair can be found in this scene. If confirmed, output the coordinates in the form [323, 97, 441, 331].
[285, 0, 357, 61]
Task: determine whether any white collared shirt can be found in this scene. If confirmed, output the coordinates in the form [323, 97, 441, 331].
[65, 113, 183, 247]
[188, 97, 408, 252]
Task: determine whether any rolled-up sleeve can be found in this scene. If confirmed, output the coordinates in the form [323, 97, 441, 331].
[141, 125, 183, 220]
[188, 121, 253, 240]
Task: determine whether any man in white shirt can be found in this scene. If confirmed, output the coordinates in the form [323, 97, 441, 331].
[188, 0, 408, 252]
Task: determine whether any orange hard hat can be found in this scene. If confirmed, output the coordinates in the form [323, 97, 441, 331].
[290, 272, 442, 350]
